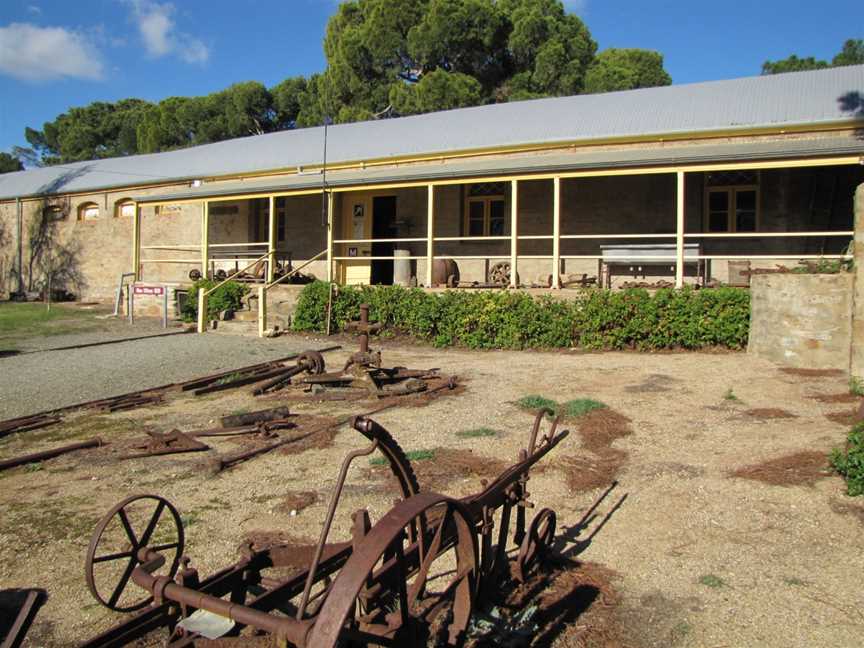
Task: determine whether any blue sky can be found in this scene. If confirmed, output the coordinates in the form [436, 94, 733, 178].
[0, 0, 861, 154]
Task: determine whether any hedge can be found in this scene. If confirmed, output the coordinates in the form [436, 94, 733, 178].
[292, 282, 750, 351]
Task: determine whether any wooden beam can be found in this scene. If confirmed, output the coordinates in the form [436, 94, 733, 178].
[426, 184, 434, 287]
[552, 177, 561, 289]
[326, 191, 334, 283]
[510, 179, 518, 288]
[132, 202, 141, 281]
[201, 200, 210, 278]
[675, 171, 685, 288]
[267, 195, 276, 283]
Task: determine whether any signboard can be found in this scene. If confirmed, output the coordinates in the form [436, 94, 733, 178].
[133, 285, 165, 296]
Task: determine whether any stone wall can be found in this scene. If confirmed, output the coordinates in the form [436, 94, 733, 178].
[748, 273, 854, 369]
[1, 141, 860, 301]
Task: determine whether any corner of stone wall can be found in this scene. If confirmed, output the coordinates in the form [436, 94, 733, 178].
[850, 182, 864, 377]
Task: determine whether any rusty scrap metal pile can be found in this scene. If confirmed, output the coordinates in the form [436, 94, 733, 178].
[80, 411, 568, 647]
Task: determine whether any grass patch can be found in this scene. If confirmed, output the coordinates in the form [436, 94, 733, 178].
[784, 577, 806, 586]
[849, 376, 864, 397]
[370, 449, 435, 466]
[456, 427, 498, 439]
[723, 388, 739, 401]
[23, 462, 43, 472]
[0, 303, 103, 340]
[516, 395, 557, 412]
[698, 574, 725, 588]
[516, 395, 607, 419]
[558, 399, 606, 418]
[830, 422, 864, 496]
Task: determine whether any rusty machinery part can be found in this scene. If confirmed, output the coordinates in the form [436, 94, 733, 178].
[121, 430, 209, 460]
[489, 261, 519, 286]
[214, 269, 228, 281]
[352, 416, 421, 500]
[308, 492, 478, 648]
[0, 588, 45, 648]
[297, 350, 326, 375]
[0, 438, 103, 472]
[85, 494, 185, 613]
[515, 508, 557, 583]
[252, 350, 327, 395]
[188, 269, 202, 281]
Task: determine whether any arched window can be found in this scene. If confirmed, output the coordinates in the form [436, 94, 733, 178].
[115, 199, 135, 218]
[77, 202, 100, 221]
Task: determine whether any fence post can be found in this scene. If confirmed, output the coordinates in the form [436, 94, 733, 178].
[675, 171, 685, 288]
[197, 290, 206, 333]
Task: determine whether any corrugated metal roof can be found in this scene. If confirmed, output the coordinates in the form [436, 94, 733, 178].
[135, 135, 864, 203]
[2, 65, 863, 201]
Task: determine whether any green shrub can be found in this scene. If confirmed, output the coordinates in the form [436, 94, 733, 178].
[830, 423, 864, 496]
[292, 282, 750, 351]
[182, 279, 249, 322]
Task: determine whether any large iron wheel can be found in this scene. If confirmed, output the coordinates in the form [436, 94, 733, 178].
[84, 494, 184, 612]
[308, 492, 478, 647]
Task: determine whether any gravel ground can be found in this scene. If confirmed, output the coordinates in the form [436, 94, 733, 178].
[0, 328, 332, 419]
[1, 342, 862, 647]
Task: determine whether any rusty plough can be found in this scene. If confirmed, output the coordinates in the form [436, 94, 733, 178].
[81, 410, 567, 647]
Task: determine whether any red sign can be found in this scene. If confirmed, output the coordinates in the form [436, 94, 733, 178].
[133, 285, 165, 296]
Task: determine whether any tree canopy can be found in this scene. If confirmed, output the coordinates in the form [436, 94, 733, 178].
[762, 38, 864, 74]
[0, 152, 24, 174]
[19, 0, 673, 166]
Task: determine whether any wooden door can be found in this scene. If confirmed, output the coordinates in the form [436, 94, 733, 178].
[340, 192, 372, 285]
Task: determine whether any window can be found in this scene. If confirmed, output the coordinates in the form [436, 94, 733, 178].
[77, 202, 100, 221]
[115, 199, 135, 218]
[704, 171, 759, 233]
[464, 183, 506, 236]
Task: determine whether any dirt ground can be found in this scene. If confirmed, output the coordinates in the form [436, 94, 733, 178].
[1, 337, 863, 647]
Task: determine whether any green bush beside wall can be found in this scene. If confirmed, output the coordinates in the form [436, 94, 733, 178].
[292, 282, 750, 351]
[182, 279, 249, 322]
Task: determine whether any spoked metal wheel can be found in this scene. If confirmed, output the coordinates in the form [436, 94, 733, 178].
[515, 508, 556, 583]
[84, 494, 185, 612]
[308, 492, 478, 647]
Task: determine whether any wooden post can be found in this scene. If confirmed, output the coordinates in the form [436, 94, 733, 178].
[267, 195, 276, 283]
[326, 191, 334, 284]
[132, 202, 141, 281]
[201, 200, 210, 279]
[257, 284, 267, 338]
[675, 171, 685, 289]
[196, 290, 206, 334]
[552, 177, 561, 289]
[510, 179, 518, 288]
[426, 184, 435, 287]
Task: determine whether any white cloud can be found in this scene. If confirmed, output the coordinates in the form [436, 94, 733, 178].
[125, 1, 209, 64]
[0, 22, 104, 82]
[562, 0, 587, 15]
[26, 4, 42, 14]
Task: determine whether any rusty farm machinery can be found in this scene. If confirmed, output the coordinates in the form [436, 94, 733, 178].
[81, 410, 568, 647]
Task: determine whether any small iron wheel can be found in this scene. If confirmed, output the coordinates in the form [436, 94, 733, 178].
[308, 492, 478, 647]
[188, 269, 202, 281]
[489, 261, 517, 286]
[84, 494, 185, 612]
[515, 508, 556, 583]
[297, 350, 326, 375]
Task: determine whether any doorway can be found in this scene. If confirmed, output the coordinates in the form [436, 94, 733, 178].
[371, 196, 397, 285]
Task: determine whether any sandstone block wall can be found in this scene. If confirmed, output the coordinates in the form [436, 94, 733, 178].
[748, 273, 854, 369]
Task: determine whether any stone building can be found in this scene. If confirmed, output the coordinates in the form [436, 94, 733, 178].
[0, 65, 862, 304]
